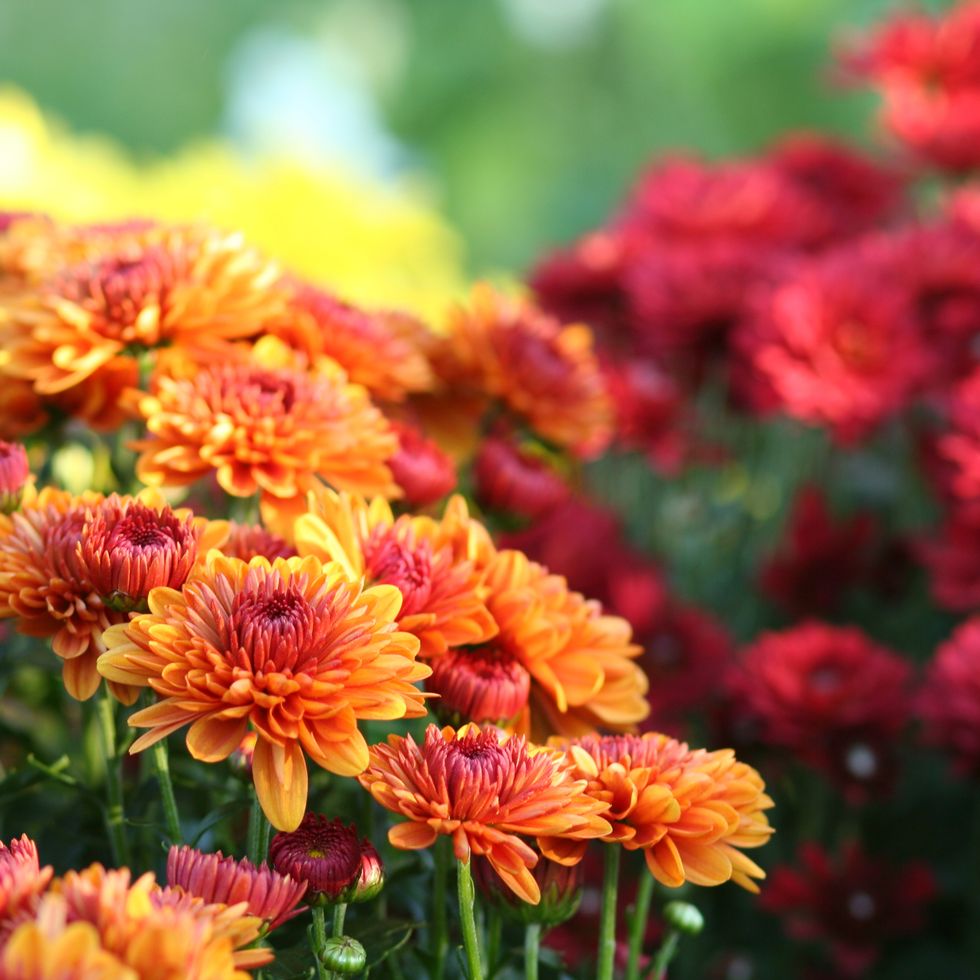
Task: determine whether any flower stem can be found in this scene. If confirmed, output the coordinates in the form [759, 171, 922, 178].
[246, 790, 271, 866]
[431, 838, 449, 980]
[626, 872, 655, 980]
[597, 845, 621, 980]
[332, 902, 347, 937]
[457, 859, 484, 980]
[96, 687, 130, 867]
[524, 923, 541, 980]
[311, 906, 329, 980]
[152, 737, 181, 844]
[647, 930, 680, 980]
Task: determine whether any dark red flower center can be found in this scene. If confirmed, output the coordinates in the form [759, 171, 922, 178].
[269, 815, 362, 900]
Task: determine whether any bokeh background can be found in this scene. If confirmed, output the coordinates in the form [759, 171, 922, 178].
[0, 0, 951, 276]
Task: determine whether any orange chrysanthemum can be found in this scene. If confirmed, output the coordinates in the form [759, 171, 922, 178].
[0, 836, 53, 945]
[98, 554, 430, 830]
[293, 488, 497, 659]
[42, 863, 267, 978]
[0, 487, 223, 701]
[448, 549, 648, 738]
[127, 341, 399, 522]
[358, 724, 612, 904]
[270, 281, 435, 401]
[541, 733, 774, 893]
[0, 224, 286, 402]
[438, 284, 613, 458]
[1, 919, 130, 979]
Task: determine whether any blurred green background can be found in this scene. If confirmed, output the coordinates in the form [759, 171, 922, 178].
[0, 0, 950, 273]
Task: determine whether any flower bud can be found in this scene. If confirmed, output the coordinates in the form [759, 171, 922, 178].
[472, 435, 569, 520]
[321, 936, 366, 975]
[388, 420, 457, 506]
[351, 840, 384, 903]
[0, 441, 30, 514]
[426, 647, 530, 728]
[663, 900, 704, 936]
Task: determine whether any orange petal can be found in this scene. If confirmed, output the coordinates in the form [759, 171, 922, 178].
[186, 716, 249, 763]
[252, 737, 308, 832]
[389, 821, 439, 851]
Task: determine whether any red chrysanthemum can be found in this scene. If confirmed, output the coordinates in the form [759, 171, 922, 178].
[734, 244, 932, 443]
[938, 366, 980, 501]
[386, 419, 457, 507]
[166, 846, 306, 932]
[920, 618, 980, 774]
[918, 504, 980, 611]
[220, 521, 297, 563]
[269, 814, 381, 904]
[472, 434, 570, 520]
[729, 622, 912, 798]
[761, 843, 935, 979]
[841, 2, 980, 172]
[759, 486, 876, 617]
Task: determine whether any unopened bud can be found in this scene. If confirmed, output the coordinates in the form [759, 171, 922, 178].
[663, 900, 704, 936]
[321, 936, 366, 975]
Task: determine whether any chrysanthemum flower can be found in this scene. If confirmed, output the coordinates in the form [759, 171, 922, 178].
[293, 488, 497, 659]
[0, 836, 53, 943]
[939, 367, 980, 501]
[0, 441, 30, 514]
[472, 434, 570, 520]
[358, 724, 612, 904]
[269, 814, 382, 904]
[472, 548, 648, 738]
[0, 487, 222, 701]
[920, 618, 980, 774]
[52, 863, 268, 977]
[729, 622, 911, 798]
[427, 646, 532, 727]
[220, 521, 297, 563]
[0, 224, 287, 404]
[127, 340, 398, 522]
[0, 918, 128, 979]
[166, 846, 306, 932]
[437, 284, 613, 458]
[386, 420, 457, 507]
[98, 554, 429, 830]
[270, 281, 434, 401]
[733, 244, 931, 443]
[541, 733, 774, 893]
[761, 843, 935, 978]
[919, 505, 980, 611]
[841, 2, 980, 172]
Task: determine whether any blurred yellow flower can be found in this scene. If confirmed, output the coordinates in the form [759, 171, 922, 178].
[0, 88, 463, 316]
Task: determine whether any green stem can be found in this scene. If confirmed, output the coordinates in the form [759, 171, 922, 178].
[152, 738, 181, 844]
[524, 923, 541, 980]
[626, 872, 655, 980]
[246, 791, 271, 866]
[431, 839, 449, 980]
[597, 846, 621, 980]
[457, 859, 484, 980]
[311, 906, 329, 980]
[332, 902, 347, 937]
[96, 688, 130, 867]
[647, 931, 680, 980]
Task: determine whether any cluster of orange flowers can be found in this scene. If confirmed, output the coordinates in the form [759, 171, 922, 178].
[0, 213, 773, 947]
[0, 836, 292, 980]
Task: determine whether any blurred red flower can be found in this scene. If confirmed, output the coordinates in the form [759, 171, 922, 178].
[729, 622, 912, 799]
[761, 842, 935, 978]
[920, 617, 980, 774]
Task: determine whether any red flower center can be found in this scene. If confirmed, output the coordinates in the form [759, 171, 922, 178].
[428, 647, 531, 725]
[269, 815, 362, 900]
[229, 585, 322, 674]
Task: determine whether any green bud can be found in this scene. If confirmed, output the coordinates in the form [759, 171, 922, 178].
[663, 900, 704, 936]
[321, 936, 366, 975]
